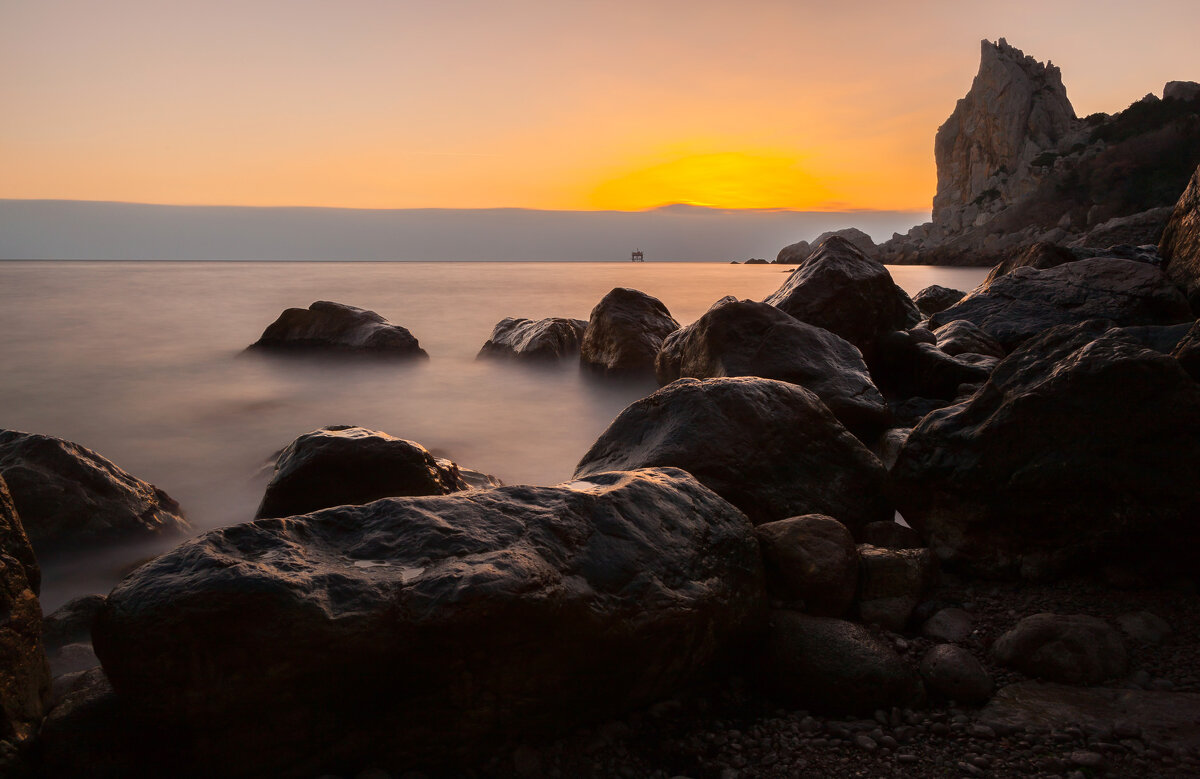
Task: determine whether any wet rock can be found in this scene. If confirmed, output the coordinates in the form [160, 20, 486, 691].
[575, 378, 892, 532]
[248, 300, 428, 357]
[992, 613, 1128, 684]
[1161, 163, 1200, 308]
[855, 545, 937, 631]
[933, 320, 1006, 358]
[1115, 611, 1173, 645]
[763, 610, 923, 714]
[255, 425, 469, 519]
[0, 431, 189, 558]
[580, 288, 679, 376]
[43, 595, 106, 653]
[763, 236, 920, 359]
[890, 321, 1200, 579]
[860, 521, 923, 550]
[477, 317, 588, 361]
[93, 469, 764, 776]
[919, 644, 992, 704]
[0, 474, 50, 752]
[929, 258, 1192, 351]
[921, 607, 973, 643]
[872, 330, 993, 400]
[655, 297, 889, 436]
[754, 515, 858, 617]
[913, 285, 965, 316]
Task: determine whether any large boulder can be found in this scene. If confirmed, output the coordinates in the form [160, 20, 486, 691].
[574, 378, 892, 533]
[92, 469, 765, 777]
[477, 317, 588, 362]
[0, 474, 50, 756]
[762, 611, 923, 714]
[580, 288, 679, 376]
[775, 240, 811, 264]
[762, 236, 920, 359]
[919, 644, 992, 704]
[983, 242, 1078, 284]
[248, 300, 428, 358]
[871, 329, 993, 400]
[811, 227, 877, 257]
[855, 545, 937, 631]
[255, 425, 469, 520]
[912, 285, 965, 316]
[655, 297, 889, 436]
[992, 613, 1128, 684]
[0, 431, 190, 557]
[754, 515, 858, 617]
[890, 321, 1200, 578]
[1161, 163, 1200, 308]
[929, 257, 1193, 350]
[932, 319, 1006, 358]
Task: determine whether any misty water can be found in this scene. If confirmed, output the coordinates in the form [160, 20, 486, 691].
[0, 260, 989, 610]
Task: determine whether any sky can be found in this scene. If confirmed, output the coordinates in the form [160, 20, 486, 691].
[3, 0, 1199, 213]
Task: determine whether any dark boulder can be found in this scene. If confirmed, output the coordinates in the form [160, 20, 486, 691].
[0, 431, 189, 557]
[992, 613, 1128, 685]
[255, 425, 469, 520]
[248, 301, 428, 358]
[92, 469, 764, 777]
[891, 321, 1200, 579]
[1171, 320, 1200, 381]
[762, 610, 923, 714]
[913, 285, 965, 316]
[855, 545, 937, 631]
[763, 236, 920, 359]
[1161, 163, 1200, 308]
[919, 644, 992, 704]
[984, 242, 1078, 284]
[754, 515, 858, 617]
[477, 317, 587, 362]
[655, 297, 889, 436]
[42, 595, 106, 654]
[0, 474, 50, 754]
[580, 288, 679, 376]
[933, 320, 1006, 358]
[775, 240, 810, 264]
[872, 330, 993, 400]
[575, 378, 892, 533]
[929, 258, 1193, 351]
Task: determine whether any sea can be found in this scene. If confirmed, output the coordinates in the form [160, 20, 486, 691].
[0, 260, 989, 609]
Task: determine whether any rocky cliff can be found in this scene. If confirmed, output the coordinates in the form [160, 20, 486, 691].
[879, 39, 1200, 266]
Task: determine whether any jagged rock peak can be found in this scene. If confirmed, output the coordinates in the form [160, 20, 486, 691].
[932, 39, 1078, 232]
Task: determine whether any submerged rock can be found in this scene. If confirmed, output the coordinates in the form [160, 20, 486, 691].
[248, 300, 428, 357]
[92, 469, 764, 777]
[255, 425, 469, 519]
[580, 288, 679, 376]
[655, 297, 889, 436]
[0, 430, 189, 557]
[575, 378, 892, 533]
[477, 317, 588, 361]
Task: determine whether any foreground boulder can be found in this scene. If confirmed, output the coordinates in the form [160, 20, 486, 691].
[0, 474, 50, 761]
[855, 545, 937, 631]
[92, 469, 764, 777]
[992, 613, 1128, 684]
[929, 258, 1192, 350]
[575, 378, 891, 533]
[655, 297, 889, 435]
[477, 317, 587, 361]
[890, 321, 1200, 578]
[762, 611, 922, 714]
[0, 431, 189, 557]
[754, 515, 858, 617]
[255, 425, 470, 519]
[763, 236, 920, 358]
[580, 288, 679, 376]
[1161, 163, 1200, 308]
[248, 301, 428, 357]
[919, 644, 992, 704]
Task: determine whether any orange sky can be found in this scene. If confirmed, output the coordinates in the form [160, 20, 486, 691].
[3, 0, 1198, 212]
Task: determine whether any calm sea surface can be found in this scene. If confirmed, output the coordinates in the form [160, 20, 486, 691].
[0, 261, 988, 608]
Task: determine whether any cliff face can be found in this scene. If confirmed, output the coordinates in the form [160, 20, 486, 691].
[932, 39, 1077, 234]
[880, 40, 1200, 266]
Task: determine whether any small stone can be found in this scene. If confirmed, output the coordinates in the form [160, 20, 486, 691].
[896, 753, 918, 764]
[1070, 750, 1105, 769]
[854, 734, 878, 751]
[922, 607, 974, 643]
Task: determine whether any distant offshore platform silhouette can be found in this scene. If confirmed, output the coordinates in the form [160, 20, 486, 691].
[631, 249, 644, 262]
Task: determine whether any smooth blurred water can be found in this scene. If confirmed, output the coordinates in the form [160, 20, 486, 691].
[0, 260, 988, 608]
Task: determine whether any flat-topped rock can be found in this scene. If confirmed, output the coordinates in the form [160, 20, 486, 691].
[655, 297, 889, 436]
[580, 288, 679, 376]
[93, 468, 764, 777]
[477, 317, 587, 361]
[575, 378, 892, 533]
[0, 430, 190, 556]
[255, 425, 472, 519]
[249, 300, 428, 357]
